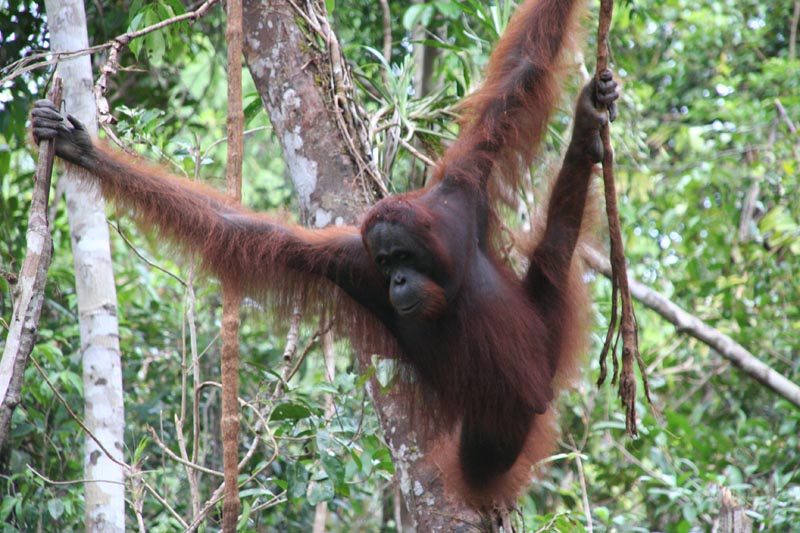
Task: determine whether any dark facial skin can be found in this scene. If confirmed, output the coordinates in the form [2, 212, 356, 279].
[364, 222, 447, 319]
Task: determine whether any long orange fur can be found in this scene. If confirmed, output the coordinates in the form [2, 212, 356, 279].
[37, 0, 596, 506]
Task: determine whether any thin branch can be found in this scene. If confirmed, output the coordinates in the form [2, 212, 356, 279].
[273, 305, 303, 398]
[108, 220, 186, 286]
[140, 478, 190, 528]
[29, 356, 129, 470]
[180, 140, 205, 519]
[93, 0, 220, 141]
[284, 320, 335, 385]
[569, 434, 593, 533]
[249, 491, 289, 513]
[0, 0, 220, 88]
[399, 137, 437, 167]
[147, 426, 223, 477]
[26, 464, 125, 486]
[180, 384, 281, 532]
[774, 98, 798, 134]
[201, 126, 273, 162]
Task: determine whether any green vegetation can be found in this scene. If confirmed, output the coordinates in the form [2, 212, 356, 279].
[1, 0, 798, 530]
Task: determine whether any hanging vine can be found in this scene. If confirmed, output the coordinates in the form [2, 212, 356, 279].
[594, 0, 653, 437]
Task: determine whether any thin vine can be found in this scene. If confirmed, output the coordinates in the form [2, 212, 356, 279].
[594, 0, 653, 437]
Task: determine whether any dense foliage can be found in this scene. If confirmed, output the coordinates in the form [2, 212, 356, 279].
[1, 0, 798, 530]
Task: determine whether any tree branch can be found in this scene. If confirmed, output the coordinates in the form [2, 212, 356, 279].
[0, 0, 219, 89]
[0, 78, 62, 449]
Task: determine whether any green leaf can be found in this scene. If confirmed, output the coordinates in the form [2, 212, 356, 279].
[270, 402, 312, 421]
[47, 498, 65, 520]
[286, 462, 309, 499]
[594, 506, 610, 522]
[0, 496, 19, 521]
[321, 450, 346, 490]
[307, 479, 334, 505]
[402, 3, 435, 31]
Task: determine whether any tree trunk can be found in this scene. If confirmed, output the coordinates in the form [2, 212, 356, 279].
[43, 1, 126, 530]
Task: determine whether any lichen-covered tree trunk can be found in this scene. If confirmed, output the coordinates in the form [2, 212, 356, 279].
[241, 0, 482, 529]
[242, 0, 372, 225]
[43, 1, 126, 530]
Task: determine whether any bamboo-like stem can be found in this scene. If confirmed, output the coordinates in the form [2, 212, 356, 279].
[221, 0, 244, 528]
